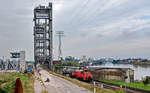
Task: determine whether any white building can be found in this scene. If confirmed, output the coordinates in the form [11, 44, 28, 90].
[19, 51, 25, 71]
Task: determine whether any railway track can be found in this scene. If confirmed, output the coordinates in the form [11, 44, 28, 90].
[47, 67, 150, 93]
[60, 73, 150, 93]
[94, 80, 150, 93]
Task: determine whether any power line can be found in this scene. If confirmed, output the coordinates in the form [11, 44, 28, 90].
[70, 0, 111, 32]
[79, 0, 120, 29]
[73, 0, 95, 25]
[68, 0, 101, 30]
[76, 0, 104, 28]
[68, 0, 90, 25]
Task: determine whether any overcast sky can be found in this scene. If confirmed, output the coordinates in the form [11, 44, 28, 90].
[0, 0, 150, 60]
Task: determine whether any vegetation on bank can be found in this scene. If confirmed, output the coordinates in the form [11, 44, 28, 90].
[97, 79, 150, 91]
[41, 90, 48, 93]
[53, 61, 80, 71]
[61, 61, 79, 67]
[133, 62, 150, 65]
[0, 72, 34, 93]
[48, 70, 124, 93]
[143, 76, 150, 85]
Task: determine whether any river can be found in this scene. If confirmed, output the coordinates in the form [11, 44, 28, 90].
[95, 63, 150, 80]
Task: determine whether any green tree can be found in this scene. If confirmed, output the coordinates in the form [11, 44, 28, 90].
[62, 61, 79, 67]
[143, 76, 150, 85]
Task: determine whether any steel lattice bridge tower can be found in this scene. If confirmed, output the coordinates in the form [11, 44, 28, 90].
[33, 3, 53, 69]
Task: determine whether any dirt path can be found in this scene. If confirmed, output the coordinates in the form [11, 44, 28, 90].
[34, 71, 44, 93]
[38, 68, 92, 93]
[34, 79, 43, 93]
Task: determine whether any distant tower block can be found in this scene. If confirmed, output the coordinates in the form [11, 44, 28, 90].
[33, 3, 53, 69]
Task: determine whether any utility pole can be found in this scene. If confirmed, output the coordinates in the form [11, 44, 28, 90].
[93, 81, 96, 93]
[56, 31, 64, 61]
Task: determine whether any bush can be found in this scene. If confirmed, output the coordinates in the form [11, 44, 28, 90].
[54, 64, 64, 68]
[0, 72, 34, 93]
[41, 90, 48, 93]
[115, 89, 124, 93]
[24, 69, 27, 73]
[62, 61, 79, 67]
[134, 80, 142, 84]
[143, 76, 150, 85]
[0, 87, 7, 93]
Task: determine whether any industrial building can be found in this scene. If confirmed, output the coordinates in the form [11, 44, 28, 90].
[0, 51, 26, 72]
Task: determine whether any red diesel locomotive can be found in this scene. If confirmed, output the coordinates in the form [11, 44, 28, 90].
[71, 69, 92, 82]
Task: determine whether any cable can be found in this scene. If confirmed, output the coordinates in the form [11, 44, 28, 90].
[76, 0, 106, 29]
[69, 0, 101, 30]
[68, 0, 90, 26]
[74, 0, 98, 25]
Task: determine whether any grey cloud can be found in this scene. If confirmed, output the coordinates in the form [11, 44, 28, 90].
[1, 0, 150, 60]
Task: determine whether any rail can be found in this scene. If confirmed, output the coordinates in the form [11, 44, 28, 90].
[94, 80, 150, 93]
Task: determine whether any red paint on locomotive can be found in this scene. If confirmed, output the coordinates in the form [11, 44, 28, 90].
[72, 69, 92, 81]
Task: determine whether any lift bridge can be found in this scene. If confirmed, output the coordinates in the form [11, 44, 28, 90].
[0, 59, 20, 71]
[33, 3, 53, 69]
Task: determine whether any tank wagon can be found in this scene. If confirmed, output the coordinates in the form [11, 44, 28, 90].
[62, 66, 80, 76]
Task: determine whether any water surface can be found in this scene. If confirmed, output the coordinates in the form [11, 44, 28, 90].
[94, 63, 150, 80]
